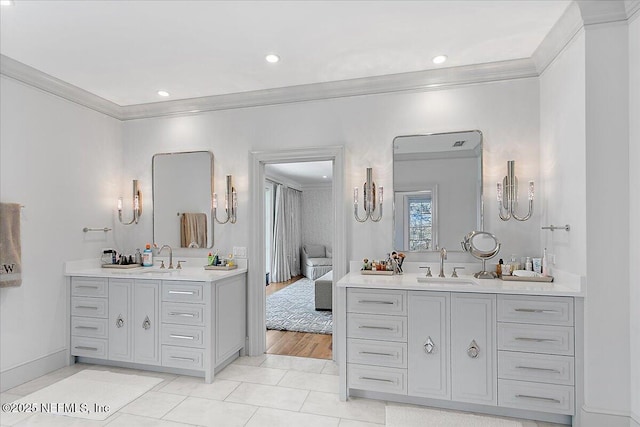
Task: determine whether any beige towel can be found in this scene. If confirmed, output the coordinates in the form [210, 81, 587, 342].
[0, 203, 22, 287]
[180, 213, 207, 248]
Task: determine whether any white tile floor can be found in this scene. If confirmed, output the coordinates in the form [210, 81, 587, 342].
[0, 355, 566, 427]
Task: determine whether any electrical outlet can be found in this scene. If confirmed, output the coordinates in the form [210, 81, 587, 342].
[233, 246, 247, 258]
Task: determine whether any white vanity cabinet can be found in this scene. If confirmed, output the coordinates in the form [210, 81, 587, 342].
[69, 269, 246, 383]
[340, 275, 582, 425]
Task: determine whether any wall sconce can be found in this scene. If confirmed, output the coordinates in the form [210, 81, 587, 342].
[213, 175, 237, 224]
[354, 167, 383, 222]
[497, 160, 533, 221]
[118, 179, 142, 225]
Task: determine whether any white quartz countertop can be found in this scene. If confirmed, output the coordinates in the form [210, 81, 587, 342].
[65, 258, 247, 283]
[337, 271, 584, 297]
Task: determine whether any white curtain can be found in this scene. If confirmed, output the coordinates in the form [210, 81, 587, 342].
[271, 184, 302, 282]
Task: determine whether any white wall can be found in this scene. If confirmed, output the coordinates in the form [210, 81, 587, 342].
[583, 21, 630, 424]
[628, 11, 640, 427]
[121, 78, 541, 265]
[0, 77, 122, 386]
[301, 187, 332, 250]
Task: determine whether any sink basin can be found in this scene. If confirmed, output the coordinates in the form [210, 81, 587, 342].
[416, 276, 477, 285]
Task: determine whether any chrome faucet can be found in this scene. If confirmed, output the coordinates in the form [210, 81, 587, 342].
[439, 247, 447, 278]
[159, 244, 173, 269]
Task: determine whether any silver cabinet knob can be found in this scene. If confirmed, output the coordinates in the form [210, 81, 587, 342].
[116, 315, 124, 328]
[424, 336, 435, 354]
[142, 315, 151, 330]
[467, 339, 480, 358]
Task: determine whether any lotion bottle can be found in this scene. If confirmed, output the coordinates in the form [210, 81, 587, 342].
[542, 248, 550, 277]
[142, 244, 153, 267]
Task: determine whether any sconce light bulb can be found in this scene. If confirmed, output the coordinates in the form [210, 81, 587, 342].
[379, 187, 384, 203]
[353, 187, 358, 204]
[212, 194, 218, 209]
[232, 190, 238, 209]
[528, 181, 535, 201]
[496, 183, 503, 202]
[134, 195, 139, 211]
[117, 197, 123, 211]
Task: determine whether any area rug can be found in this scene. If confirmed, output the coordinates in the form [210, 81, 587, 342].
[4, 369, 163, 421]
[266, 277, 333, 334]
[386, 405, 528, 427]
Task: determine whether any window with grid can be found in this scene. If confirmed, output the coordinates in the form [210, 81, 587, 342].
[408, 195, 432, 251]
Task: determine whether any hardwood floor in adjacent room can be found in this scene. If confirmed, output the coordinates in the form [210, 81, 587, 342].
[266, 275, 333, 360]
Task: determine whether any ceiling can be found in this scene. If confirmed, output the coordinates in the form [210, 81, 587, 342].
[0, 1, 570, 107]
[266, 161, 333, 187]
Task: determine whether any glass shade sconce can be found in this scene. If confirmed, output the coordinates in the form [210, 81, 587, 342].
[118, 179, 142, 225]
[497, 160, 533, 221]
[213, 175, 237, 224]
[354, 167, 383, 222]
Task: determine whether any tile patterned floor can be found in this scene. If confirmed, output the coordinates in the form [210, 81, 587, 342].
[0, 355, 566, 427]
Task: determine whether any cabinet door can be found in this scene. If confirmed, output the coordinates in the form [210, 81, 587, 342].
[216, 275, 246, 364]
[408, 291, 450, 400]
[134, 280, 160, 365]
[451, 293, 496, 405]
[108, 279, 133, 362]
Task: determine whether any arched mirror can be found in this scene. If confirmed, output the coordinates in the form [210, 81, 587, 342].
[461, 230, 500, 279]
[393, 130, 483, 252]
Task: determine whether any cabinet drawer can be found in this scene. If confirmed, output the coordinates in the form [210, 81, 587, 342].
[162, 345, 204, 370]
[161, 324, 205, 348]
[498, 295, 573, 326]
[348, 364, 407, 394]
[498, 379, 574, 415]
[162, 303, 205, 326]
[71, 316, 108, 339]
[498, 323, 574, 356]
[71, 336, 108, 359]
[498, 351, 574, 385]
[347, 338, 407, 368]
[347, 289, 406, 315]
[347, 313, 407, 342]
[162, 282, 204, 303]
[71, 277, 108, 298]
[71, 297, 108, 318]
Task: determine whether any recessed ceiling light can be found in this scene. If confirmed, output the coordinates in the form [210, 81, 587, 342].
[432, 55, 448, 65]
[265, 54, 280, 63]
[1, 1, 15, 6]
[157, 90, 170, 97]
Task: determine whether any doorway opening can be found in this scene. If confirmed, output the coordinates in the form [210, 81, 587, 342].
[264, 161, 333, 359]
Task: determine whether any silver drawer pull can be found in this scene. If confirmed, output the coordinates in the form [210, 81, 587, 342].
[515, 394, 561, 404]
[75, 326, 99, 330]
[358, 300, 395, 305]
[170, 356, 196, 362]
[514, 308, 559, 313]
[77, 285, 99, 289]
[169, 312, 196, 317]
[515, 337, 559, 342]
[75, 306, 98, 310]
[358, 325, 394, 330]
[359, 376, 394, 383]
[75, 346, 98, 351]
[170, 334, 195, 340]
[359, 351, 395, 357]
[516, 366, 561, 373]
[169, 290, 196, 295]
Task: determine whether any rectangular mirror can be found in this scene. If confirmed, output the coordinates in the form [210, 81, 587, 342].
[153, 151, 214, 249]
[393, 130, 483, 252]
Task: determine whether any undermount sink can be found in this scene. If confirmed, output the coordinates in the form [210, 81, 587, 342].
[416, 276, 477, 285]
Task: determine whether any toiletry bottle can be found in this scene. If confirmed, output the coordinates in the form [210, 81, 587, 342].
[213, 251, 219, 266]
[208, 252, 214, 266]
[142, 244, 153, 267]
[510, 255, 518, 273]
[525, 256, 533, 271]
[135, 249, 142, 265]
[227, 254, 234, 267]
[497, 259, 503, 277]
[542, 248, 550, 277]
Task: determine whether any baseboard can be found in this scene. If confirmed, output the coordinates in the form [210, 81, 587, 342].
[0, 349, 68, 392]
[581, 406, 632, 427]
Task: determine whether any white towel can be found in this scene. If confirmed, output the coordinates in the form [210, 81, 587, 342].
[180, 213, 207, 248]
[0, 203, 22, 287]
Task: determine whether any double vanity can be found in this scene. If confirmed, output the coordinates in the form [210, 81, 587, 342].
[65, 259, 247, 383]
[336, 270, 584, 425]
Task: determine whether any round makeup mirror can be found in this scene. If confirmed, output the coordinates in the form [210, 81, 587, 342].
[461, 231, 500, 279]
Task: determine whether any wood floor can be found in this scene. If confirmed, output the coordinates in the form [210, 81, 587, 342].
[266, 275, 333, 360]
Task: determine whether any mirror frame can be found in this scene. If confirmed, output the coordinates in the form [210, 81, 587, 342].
[392, 130, 484, 253]
[152, 150, 214, 249]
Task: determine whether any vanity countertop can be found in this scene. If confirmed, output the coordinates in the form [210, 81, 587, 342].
[65, 258, 247, 283]
[337, 271, 584, 297]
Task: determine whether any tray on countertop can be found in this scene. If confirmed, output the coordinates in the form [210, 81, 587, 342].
[101, 263, 142, 269]
[360, 270, 394, 276]
[501, 275, 553, 282]
[204, 265, 238, 271]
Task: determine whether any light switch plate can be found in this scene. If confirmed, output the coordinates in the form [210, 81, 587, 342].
[233, 246, 247, 258]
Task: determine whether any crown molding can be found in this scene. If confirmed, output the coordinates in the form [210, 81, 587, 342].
[627, 0, 640, 20]
[0, 54, 121, 119]
[578, 0, 630, 25]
